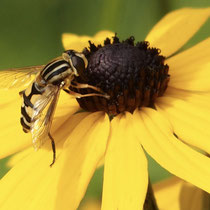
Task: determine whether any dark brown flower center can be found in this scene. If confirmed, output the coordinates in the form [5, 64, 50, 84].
[71, 35, 170, 115]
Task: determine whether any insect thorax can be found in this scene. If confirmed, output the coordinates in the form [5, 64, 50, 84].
[40, 59, 74, 86]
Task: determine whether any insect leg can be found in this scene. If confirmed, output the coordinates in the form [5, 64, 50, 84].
[48, 133, 56, 167]
[66, 89, 110, 99]
[71, 82, 105, 93]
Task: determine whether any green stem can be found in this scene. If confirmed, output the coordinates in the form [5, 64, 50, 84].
[143, 180, 159, 210]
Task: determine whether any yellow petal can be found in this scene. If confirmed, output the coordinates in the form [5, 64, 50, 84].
[7, 147, 33, 168]
[0, 89, 31, 158]
[7, 110, 86, 168]
[62, 30, 114, 51]
[0, 89, 79, 159]
[62, 33, 92, 51]
[55, 112, 110, 210]
[133, 108, 210, 193]
[146, 8, 210, 57]
[52, 91, 80, 131]
[102, 112, 148, 210]
[0, 112, 89, 210]
[93, 30, 115, 44]
[154, 177, 182, 210]
[156, 89, 210, 154]
[153, 177, 203, 210]
[167, 38, 210, 91]
[0, 148, 62, 210]
[54, 91, 79, 118]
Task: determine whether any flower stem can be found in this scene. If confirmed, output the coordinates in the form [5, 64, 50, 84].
[143, 180, 159, 210]
[202, 190, 210, 210]
[202, 153, 210, 210]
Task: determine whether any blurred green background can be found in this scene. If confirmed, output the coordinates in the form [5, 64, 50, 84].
[0, 0, 209, 207]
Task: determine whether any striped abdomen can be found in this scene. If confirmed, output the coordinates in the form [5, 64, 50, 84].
[40, 59, 72, 85]
[20, 82, 44, 133]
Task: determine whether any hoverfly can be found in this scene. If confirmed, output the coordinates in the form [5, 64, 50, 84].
[0, 50, 109, 166]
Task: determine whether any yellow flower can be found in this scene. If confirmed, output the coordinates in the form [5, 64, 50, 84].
[78, 177, 206, 210]
[76, 177, 204, 210]
[0, 7, 210, 210]
[153, 176, 205, 210]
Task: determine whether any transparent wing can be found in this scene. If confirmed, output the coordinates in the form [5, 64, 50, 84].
[30, 84, 61, 150]
[0, 65, 45, 89]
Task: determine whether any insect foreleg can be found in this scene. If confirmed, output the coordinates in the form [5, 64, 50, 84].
[71, 82, 105, 93]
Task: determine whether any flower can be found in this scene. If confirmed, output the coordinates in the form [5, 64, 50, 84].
[0, 7, 210, 210]
[153, 176, 205, 210]
[77, 177, 204, 210]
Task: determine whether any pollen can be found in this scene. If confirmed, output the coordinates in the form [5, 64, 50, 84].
[72, 35, 170, 115]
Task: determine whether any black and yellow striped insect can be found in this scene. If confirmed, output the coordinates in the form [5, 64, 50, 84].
[0, 50, 109, 166]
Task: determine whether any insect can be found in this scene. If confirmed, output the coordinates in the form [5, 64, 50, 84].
[0, 50, 109, 166]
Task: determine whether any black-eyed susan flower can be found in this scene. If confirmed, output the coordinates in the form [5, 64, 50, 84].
[78, 177, 202, 210]
[0, 7, 210, 210]
[153, 176, 205, 210]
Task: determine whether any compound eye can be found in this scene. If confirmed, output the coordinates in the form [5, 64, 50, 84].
[65, 50, 74, 56]
[71, 55, 86, 73]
